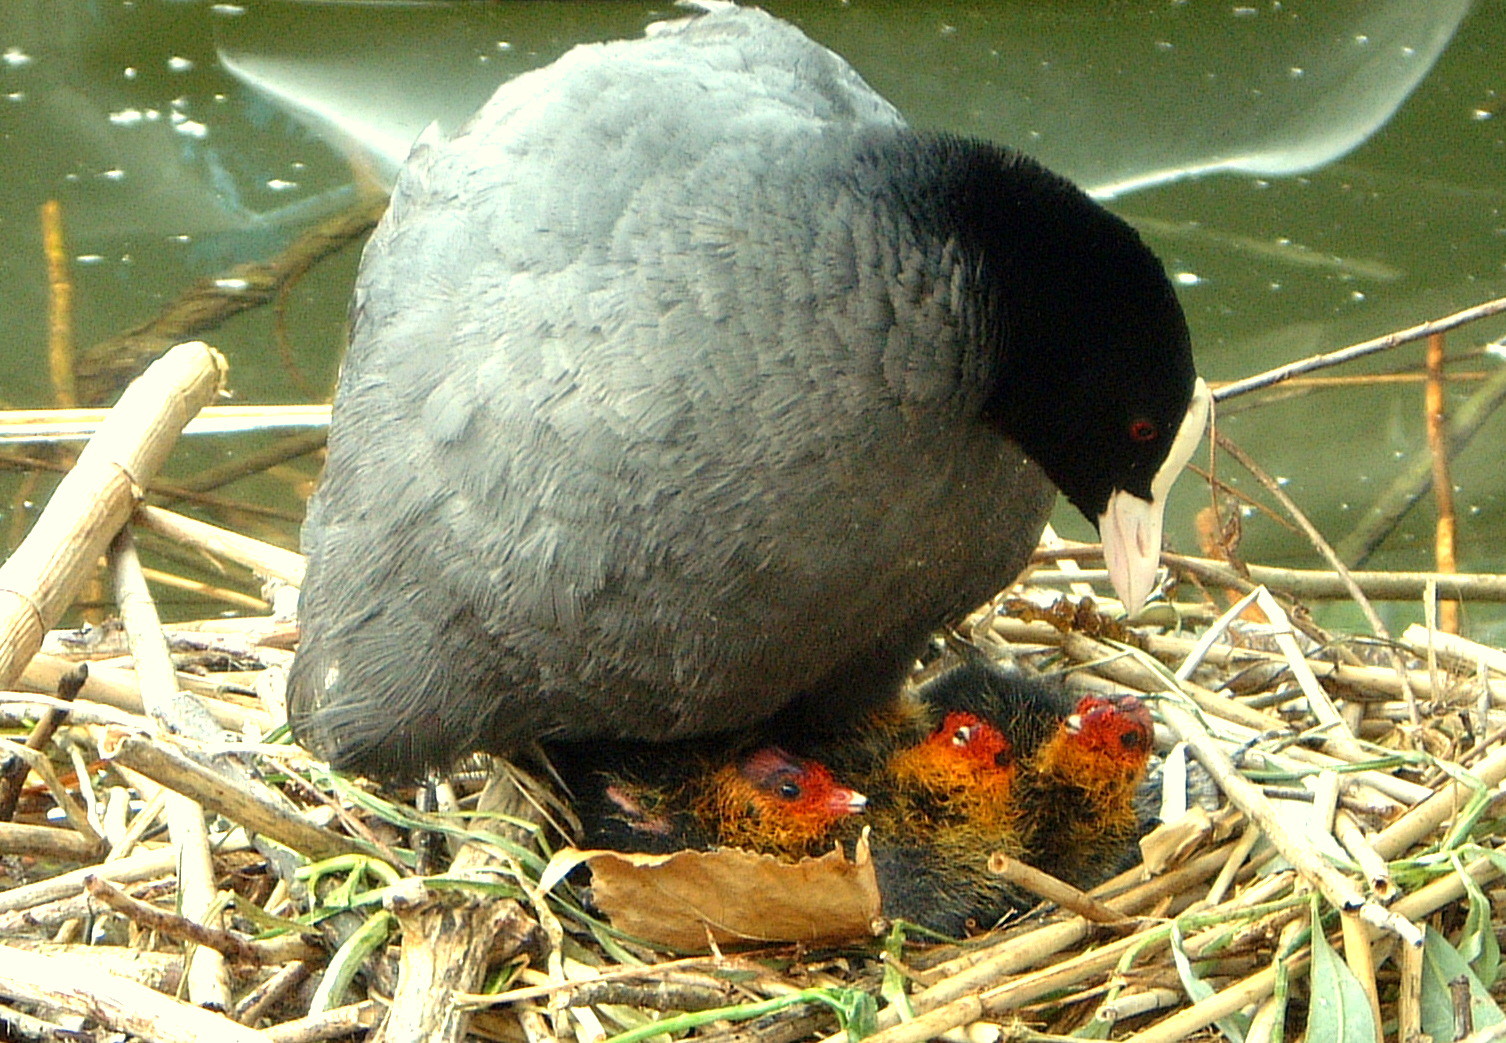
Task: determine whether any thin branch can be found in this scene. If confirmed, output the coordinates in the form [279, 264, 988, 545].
[1213, 295, 1506, 401]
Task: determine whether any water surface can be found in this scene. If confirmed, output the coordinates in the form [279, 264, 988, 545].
[1, 0, 1502, 633]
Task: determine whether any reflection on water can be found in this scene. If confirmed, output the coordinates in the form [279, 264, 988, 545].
[1, 0, 1503, 633]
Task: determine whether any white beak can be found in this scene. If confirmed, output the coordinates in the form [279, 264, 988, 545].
[1099, 378, 1211, 615]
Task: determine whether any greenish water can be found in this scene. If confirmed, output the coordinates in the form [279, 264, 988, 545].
[1, 1, 1503, 635]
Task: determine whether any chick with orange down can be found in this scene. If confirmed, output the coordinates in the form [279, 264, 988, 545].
[838, 661, 1154, 931]
[557, 660, 1153, 935]
[850, 707, 1031, 935]
[558, 743, 866, 861]
[923, 660, 1155, 882]
[1011, 691, 1156, 890]
[696, 747, 868, 858]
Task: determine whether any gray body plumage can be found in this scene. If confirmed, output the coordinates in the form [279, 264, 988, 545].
[289, 8, 1103, 778]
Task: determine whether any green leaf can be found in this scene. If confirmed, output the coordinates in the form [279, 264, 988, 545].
[1421, 925, 1506, 1042]
[841, 989, 879, 1041]
[879, 923, 915, 1023]
[1171, 921, 1247, 1043]
[1453, 854, 1501, 986]
[1306, 900, 1377, 1043]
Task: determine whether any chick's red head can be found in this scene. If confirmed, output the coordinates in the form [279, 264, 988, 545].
[740, 747, 868, 818]
[889, 710, 1016, 804]
[1058, 694, 1154, 780]
[707, 747, 866, 858]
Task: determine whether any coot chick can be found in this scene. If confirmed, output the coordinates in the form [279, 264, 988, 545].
[865, 661, 1152, 926]
[289, 3, 1209, 779]
[558, 743, 866, 860]
[857, 710, 1032, 935]
[1012, 693, 1156, 889]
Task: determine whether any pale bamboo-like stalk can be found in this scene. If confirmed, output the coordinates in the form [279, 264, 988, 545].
[134, 504, 306, 586]
[108, 528, 228, 1010]
[1159, 699, 1420, 946]
[0, 342, 226, 688]
[0, 944, 265, 1043]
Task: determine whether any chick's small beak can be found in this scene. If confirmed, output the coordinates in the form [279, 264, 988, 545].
[1100, 378, 1211, 615]
[833, 789, 868, 814]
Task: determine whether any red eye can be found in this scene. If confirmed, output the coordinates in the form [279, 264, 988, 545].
[1128, 419, 1158, 443]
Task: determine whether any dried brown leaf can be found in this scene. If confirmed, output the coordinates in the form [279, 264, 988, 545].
[580, 837, 883, 951]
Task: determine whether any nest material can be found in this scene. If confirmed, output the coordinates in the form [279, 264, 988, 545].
[2, 569, 1506, 1042]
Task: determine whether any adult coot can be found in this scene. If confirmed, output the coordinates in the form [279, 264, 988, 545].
[289, 3, 1210, 780]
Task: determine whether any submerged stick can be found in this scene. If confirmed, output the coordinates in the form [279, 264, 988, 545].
[1336, 355, 1506, 567]
[76, 197, 384, 405]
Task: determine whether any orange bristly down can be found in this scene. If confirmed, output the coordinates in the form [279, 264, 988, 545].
[698, 747, 867, 860]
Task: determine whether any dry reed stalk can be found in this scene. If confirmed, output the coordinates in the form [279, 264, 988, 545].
[18, 651, 270, 732]
[1402, 623, 1506, 677]
[82, 874, 322, 965]
[0, 342, 225, 688]
[1030, 540, 1506, 601]
[109, 527, 229, 1008]
[1426, 331, 1460, 632]
[986, 856, 1135, 926]
[232, 960, 312, 1026]
[1239, 370, 1493, 388]
[108, 735, 364, 862]
[1121, 955, 1306, 1043]
[1332, 810, 1393, 900]
[0, 822, 105, 861]
[0, 943, 266, 1043]
[0, 829, 251, 917]
[40, 200, 76, 409]
[134, 505, 306, 586]
[261, 1001, 385, 1042]
[0, 403, 330, 442]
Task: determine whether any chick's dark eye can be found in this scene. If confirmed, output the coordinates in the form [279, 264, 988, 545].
[1128, 419, 1159, 443]
[1121, 732, 1144, 750]
[776, 781, 802, 800]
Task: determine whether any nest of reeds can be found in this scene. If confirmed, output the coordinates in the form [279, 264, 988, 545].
[3, 299, 1506, 1042]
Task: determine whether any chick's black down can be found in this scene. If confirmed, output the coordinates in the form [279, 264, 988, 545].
[289, 6, 1200, 779]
